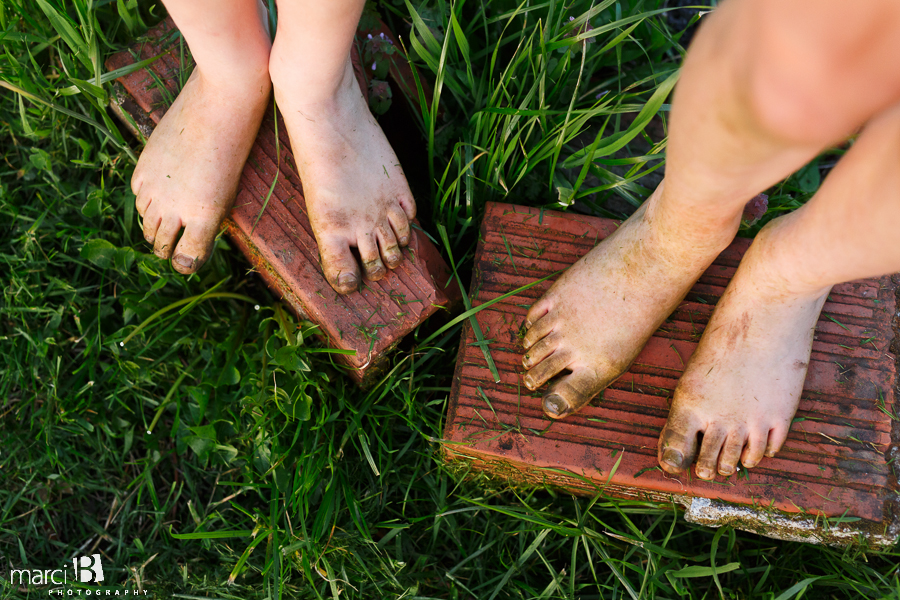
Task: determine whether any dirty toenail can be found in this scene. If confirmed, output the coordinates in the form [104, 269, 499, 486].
[719, 465, 734, 476]
[524, 319, 533, 330]
[543, 394, 571, 418]
[662, 448, 683, 470]
[173, 254, 195, 269]
[522, 354, 531, 369]
[697, 468, 713, 479]
[399, 235, 409, 246]
[523, 374, 537, 390]
[744, 459, 758, 468]
[765, 450, 776, 458]
[338, 273, 359, 291]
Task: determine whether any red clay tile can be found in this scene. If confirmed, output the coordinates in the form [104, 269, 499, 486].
[107, 18, 460, 386]
[444, 201, 900, 547]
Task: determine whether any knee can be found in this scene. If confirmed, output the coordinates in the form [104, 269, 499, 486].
[744, 0, 900, 146]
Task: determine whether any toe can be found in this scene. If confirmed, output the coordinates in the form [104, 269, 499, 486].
[387, 207, 411, 247]
[717, 431, 746, 476]
[135, 191, 151, 217]
[694, 426, 727, 480]
[398, 192, 416, 221]
[172, 220, 218, 274]
[153, 216, 182, 260]
[524, 297, 552, 331]
[319, 234, 361, 294]
[522, 313, 554, 349]
[376, 223, 403, 270]
[658, 409, 701, 475]
[522, 334, 558, 370]
[740, 428, 768, 468]
[522, 350, 571, 392]
[131, 168, 144, 196]
[765, 424, 789, 458]
[542, 367, 606, 419]
[142, 209, 161, 245]
[358, 232, 387, 281]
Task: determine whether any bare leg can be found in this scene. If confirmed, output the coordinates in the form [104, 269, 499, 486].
[521, 0, 900, 424]
[268, 0, 415, 294]
[661, 103, 900, 479]
[132, 0, 271, 273]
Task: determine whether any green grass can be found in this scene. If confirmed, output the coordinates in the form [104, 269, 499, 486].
[1, 0, 899, 598]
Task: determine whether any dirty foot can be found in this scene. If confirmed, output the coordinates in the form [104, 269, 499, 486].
[132, 68, 270, 273]
[522, 185, 736, 418]
[270, 54, 415, 294]
[658, 216, 829, 480]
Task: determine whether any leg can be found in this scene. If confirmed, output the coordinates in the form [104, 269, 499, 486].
[661, 102, 900, 479]
[521, 0, 900, 418]
[132, 0, 271, 274]
[268, 0, 415, 294]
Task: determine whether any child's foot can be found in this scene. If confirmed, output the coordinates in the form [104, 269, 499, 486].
[270, 55, 415, 294]
[658, 216, 829, 480]
[521, 186, 735, 417]
[132, 67, 270, 273]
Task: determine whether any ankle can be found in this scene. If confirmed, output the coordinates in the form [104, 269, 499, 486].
[648, 184, 742, 257]
[269, 45, 357, 110]
[746, 217, 832, 299]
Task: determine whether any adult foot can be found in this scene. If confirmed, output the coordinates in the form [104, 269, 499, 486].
[270, 54, 415, 294]
[657, 215, 829, 480]
[132, 68, 270, 274]
[521, 185, 735, 418]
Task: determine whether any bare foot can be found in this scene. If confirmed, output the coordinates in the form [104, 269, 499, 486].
[521, 185, 734, 418]
[132, 67, 270, 274]
[658, 217, 829, 480]
[270, 54, 415, 294]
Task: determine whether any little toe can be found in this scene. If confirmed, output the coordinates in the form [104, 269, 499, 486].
[658, 414, 701, 475]
[376, 223, 403, 270]
[522, 314, 554, 349]
[524, 298, 553, 331]
[319, 235, 361, 294]
[522, 334, 558, 370]
[142, 210, 161, 244]
[397, 192, 416, 221]
[135, 191, 151, 217]
[542, 367, 606, 419]
[522, 351, 571, 392]
[358, 233, 387, 281]
[740, 429, 768, 468]
[153, 217, 182, 260]
[694, 426, 727, 480]
[765, 425, 789, 459]
[172, 220, 218, 274]
[387, 207, 411, 247]
[717, 432, 746, 476]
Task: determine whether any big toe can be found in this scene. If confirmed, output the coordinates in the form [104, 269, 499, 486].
[657, 409, 702, 475]
[319, 235, 361, 294]
[172, 220, 218, 274]
[541, 367, 606, 419]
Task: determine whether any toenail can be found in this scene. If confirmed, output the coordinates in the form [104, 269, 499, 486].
[662, 448, 683, 470]
[543, 394, 571, 418]
[719, 465, 734, 476]
[338, 273, 359, 291]
[522, 354, 531, 368]
[399, 236, 409, 246]
[523, 374, 536, 390]
[173, 254, 195, 269]
[765, 450, 776, 458]
[744, 460, 758, 468]
[697, 468, 713, 479]
[524, 319, 533, 329]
